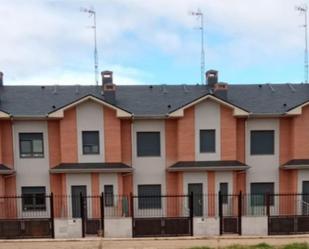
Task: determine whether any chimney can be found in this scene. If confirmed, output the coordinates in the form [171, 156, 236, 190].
[206, 70, 228, 99]
[0, 72, 3, 86]
[205, 69, 218, 87]
[213, 82, 228, 99]
[101, 70, 116, 103]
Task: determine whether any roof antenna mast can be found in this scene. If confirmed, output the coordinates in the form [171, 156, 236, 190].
[296, 4, 308, 83]
[190, 8, 205, 84]
[81, 7, 99, 86]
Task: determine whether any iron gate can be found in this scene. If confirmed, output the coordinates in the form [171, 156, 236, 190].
[219, 192, 241, 235]
[132, 194, 193, 237]
[0, 195, 54, 239]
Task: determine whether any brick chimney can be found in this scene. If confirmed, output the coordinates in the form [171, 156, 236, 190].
[206, 70, 228, 99]
[205, 69, 218, 87]
[101, 71, 116, 103]
[0, 72, 3, 87]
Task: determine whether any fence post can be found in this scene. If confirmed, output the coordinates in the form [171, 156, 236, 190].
[100, 192, 104, 237]
[80, 192, 85, 238]
[238, 191, 242, 235]
[50, 193, 55, 239]
[189, 192, 194, 236]
[130, 193, 135, 237]
[266, 193, 270, 217]
[218, 190, 223, 235]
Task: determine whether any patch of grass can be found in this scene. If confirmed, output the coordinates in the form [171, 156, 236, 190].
[281, 243, 309, 249]
[189, 247, 212, 249]
[251, 243, 274, 249]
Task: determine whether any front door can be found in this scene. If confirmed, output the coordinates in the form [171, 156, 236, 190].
[302, 181, 309, 215]
[71, 185, 87, 218]
[188, 183, 203, 216]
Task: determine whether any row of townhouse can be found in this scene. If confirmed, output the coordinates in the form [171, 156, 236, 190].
[0, 70, 308, 237]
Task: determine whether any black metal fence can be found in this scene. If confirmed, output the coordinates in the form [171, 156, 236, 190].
[1, 192, 309, 238]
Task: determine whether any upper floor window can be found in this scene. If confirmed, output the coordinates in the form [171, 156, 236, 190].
[137, 132, 160, 157]
[138, 184, 161, 209]
[21, 186, 46, 211]
[200, 129, 216, 153]
[19, 133, 44, 158]
[250, 130, 274, 155]
[82, 131, 99, 154]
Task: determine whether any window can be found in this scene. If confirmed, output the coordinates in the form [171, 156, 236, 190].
[137, 132, 160, 157]
[104, 185, 114, 207]
[220, 183, 228, 204]
[138, 185, 161, 209]
[251, 182, 274, 206]
[250, 130, 274, 155]
[200, 130, 216, 153]
[21, 187, 46, 211]
[82, 131, 99, 154]
[19, 133, 44, 158]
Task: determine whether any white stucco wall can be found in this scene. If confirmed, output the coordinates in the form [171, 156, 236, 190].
[104, 218, 132, 238]
[66, 174, 92, 217]
[76, 100, 105, 163]
[195, 99, 221, 161]
[246, 119, 279, 192]
[241, 216, 268, 235]
[132, 120, 166, 216]
[54, 218, 82, 238]
[193, 217, 219, 236]
[132, 120, 166, 194]
[13, 121, 51, 217]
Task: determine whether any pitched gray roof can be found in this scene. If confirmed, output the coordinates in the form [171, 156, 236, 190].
[0, 83, 309, 117]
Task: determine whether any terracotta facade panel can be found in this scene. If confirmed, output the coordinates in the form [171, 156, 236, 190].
[104, 107, 122, 162]
[221, 106, 237, 160]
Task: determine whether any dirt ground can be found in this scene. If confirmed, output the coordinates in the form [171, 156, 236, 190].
[1, 236, 309, 249]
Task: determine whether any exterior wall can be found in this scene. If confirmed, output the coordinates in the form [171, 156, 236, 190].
[193, 217, 219, 236]
[245, 118, 280, 194]
[60, 107, 77, 163]
[76, 101, 104, 163]
[0, 120, 14, 168]
[48, 120, 61, 168]
[241, 216, 268, 236]
[99, 173, 118, 194]
[132, 120, 166, 195]
[13, 121, 51, 196]
[221, 105, 237, 160]
[178, 107, 195, 161]
[104, 218, 132, 238]
[104, 107, 121, 163]
[195, 100, 220, 161]
[54, 218, 82, 238]
[121, 120, 132, 165]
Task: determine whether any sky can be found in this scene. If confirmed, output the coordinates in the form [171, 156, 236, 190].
[0, 0, 308, 85]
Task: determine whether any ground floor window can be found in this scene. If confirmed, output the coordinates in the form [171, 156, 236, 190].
[104, 185, 114, 207]
[220, 182, 229, 204]
[21, 186, 46, 211]
[138, 184, 161, 209]
[250, 182, 274, 206]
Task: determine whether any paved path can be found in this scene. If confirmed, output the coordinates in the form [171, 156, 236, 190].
[1, 236, 309, 249]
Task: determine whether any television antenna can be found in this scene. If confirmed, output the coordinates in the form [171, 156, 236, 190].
[81, 7, 99, 86]
[190, 9, 205, 84]
[296, 4, 308, 83]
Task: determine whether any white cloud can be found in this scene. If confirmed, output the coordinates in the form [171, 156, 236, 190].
[0, 0, 307, 84]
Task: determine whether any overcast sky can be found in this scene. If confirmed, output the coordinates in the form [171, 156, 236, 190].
[0, 0, 308, 85]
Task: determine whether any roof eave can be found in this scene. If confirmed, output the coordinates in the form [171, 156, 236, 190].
[167, 166, 250, 172]
[50, 167, 134, 174]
